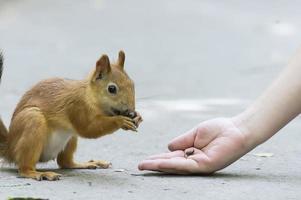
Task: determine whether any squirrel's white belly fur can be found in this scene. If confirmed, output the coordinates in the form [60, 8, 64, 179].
[40, 130, 73, 162]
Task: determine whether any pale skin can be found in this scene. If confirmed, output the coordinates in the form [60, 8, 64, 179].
[138, 48, 301, 174]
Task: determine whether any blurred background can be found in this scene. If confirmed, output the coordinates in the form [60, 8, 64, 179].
[1, 1, 301, 119]
[1, 1, 301, 199]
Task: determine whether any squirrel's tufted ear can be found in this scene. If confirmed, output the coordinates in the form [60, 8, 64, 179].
[93, 54, 111, 81]
[117, 50, 125, 70]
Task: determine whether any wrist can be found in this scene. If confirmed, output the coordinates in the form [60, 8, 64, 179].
[231, 111, 262, 151]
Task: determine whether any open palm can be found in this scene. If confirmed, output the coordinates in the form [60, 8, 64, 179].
[138, 118, 251, 174]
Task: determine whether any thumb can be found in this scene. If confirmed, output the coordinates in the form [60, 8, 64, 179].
[168, 127, 197, 151]
[168, 120, 217, 151]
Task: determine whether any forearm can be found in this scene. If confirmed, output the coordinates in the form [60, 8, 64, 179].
[234, 49, 301, 148]
[76, 116, 120, 139]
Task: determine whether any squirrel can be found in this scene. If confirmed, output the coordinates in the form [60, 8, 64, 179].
[0, 51, 143, 181]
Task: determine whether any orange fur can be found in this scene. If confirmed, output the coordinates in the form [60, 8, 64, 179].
[0, 118, 7, 156]
[0, 53, 7, 156]
[0, 51, 142, 181]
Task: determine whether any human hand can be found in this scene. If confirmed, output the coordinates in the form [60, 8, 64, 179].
[138, 118, 253, 174]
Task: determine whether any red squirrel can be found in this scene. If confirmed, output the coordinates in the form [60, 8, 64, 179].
[0, 51, 142, 181]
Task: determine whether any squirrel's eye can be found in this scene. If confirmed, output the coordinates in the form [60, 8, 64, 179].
[108, 84, 117, 94]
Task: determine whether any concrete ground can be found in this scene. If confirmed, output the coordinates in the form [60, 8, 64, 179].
[0, 0, 301, 199]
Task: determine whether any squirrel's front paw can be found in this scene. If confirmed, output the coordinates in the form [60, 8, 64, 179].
[117, 116, 137, 132]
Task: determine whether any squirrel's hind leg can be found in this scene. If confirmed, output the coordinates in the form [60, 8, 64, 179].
[57, 136, 111, 169]
[10, 107, 61, 181]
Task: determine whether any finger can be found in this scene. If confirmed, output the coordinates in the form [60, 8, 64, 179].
[146, 150, 185, 160]
[168, 120, 219, 151]
[138, 157, 200, 174]
[124, 121, 137, 131]
[127, 126, 138, 132]
[126, 118, 135, 124]
[121, 116, 135, 123]
[122, 126, 137, 132]
[168, 127, 197, 151]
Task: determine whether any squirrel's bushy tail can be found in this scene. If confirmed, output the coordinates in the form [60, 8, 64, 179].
[0, 52, 8, 157]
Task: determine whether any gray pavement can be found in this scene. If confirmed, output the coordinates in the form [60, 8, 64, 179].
[0, 0, 301, 199]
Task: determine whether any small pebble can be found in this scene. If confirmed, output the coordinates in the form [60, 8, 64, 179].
[114, 169, 126, 172]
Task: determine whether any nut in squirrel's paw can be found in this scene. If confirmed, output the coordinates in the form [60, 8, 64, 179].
[123, 110, 143, 129]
